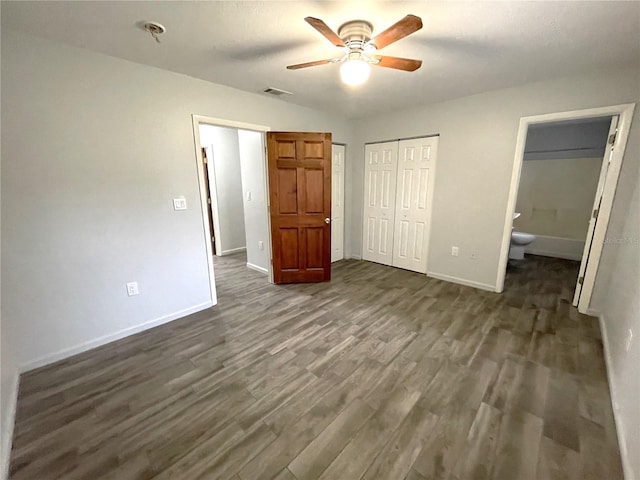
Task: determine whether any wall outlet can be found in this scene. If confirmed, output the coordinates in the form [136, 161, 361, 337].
[451, 246, 459, 257]
[247, 191, 252, 201]
[173, 197, 187, 210]
[126, 282, 140, 296]
[626, 329, 633, 352]
[258, 241, 264, 251]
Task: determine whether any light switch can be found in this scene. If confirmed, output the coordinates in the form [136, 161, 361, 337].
[247, 191, 252, 201]
[173, 197, 187, 210]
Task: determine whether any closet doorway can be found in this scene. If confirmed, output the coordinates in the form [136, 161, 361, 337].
[362, 136, 438, 274]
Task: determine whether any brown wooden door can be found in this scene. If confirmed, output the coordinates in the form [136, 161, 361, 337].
[267, 132, 332, 283]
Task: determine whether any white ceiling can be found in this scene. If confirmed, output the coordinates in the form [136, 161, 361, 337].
[3, 1, 639, 118]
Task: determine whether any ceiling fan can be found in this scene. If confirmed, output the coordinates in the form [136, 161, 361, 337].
[287, 15, 423, 86]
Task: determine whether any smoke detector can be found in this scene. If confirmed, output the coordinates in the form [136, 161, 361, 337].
[143, 21, 166, 43]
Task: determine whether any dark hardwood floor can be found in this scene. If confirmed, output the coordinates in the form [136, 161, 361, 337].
[9, 254, 622, 479]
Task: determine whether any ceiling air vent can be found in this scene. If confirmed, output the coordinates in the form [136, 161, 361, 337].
[263, 87, 293, 97]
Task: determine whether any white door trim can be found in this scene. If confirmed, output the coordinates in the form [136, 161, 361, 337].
[572, 116, 619, 306]
[191, 115, 273, 301]
[495, 103, 636, 313]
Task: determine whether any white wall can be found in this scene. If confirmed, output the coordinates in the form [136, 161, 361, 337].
[2, 26, 638, 480]
[349, 67, 640, 289]
[0, 333, 17, 480]
[515, 157, 601, 239]
[238, 130, 270, 273]
[0, 21, 18, 469]
[199, 124, 246, 254]
[350, 66, 640, 478]
[0, 29, 353, 464]
[590, 113, 640, 479]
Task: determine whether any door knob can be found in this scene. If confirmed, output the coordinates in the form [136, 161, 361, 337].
[325, 218, 331, 224]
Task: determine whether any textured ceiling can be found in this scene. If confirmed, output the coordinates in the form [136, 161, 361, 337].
[3, 1, 639, 118]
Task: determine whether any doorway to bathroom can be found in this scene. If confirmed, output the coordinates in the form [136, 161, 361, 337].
[496, 104, 635, 313]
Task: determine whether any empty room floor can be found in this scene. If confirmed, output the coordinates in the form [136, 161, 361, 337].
[9, 254, 622, 479]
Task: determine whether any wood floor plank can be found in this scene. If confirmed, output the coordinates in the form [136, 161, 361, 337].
[491, 408, 544, 480]
[288, 398, 374, 480]
[536, 436, 581, 480]
[361, 404, 438, 480]
[543, 369, 580, 452]
[8, 254, 623, 479]
[317, 387, 422, 480]
[411, 408, 477, 480]
[452, 401, 502, 480]
[484, 356, 549, 417]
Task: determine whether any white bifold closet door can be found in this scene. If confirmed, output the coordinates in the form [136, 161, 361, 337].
[331, 144, 345, 262]
[362, 141, 398, 265]
[392, 137, 438, 273]
[362, 136, 438, 274]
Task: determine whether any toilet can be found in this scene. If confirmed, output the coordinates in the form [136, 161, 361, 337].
[509, 213, 536, 260]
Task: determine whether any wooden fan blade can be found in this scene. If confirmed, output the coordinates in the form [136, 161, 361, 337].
[287, 59, 332, 70]
[374, 56, 422, 72]
[370, 15, 423, 50]
[304, 17, 345, 47]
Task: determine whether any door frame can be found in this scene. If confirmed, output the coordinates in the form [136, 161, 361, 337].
[495, 103, 636, 313]
[572, 116, 619, 306]
[191, 115, 273, 301]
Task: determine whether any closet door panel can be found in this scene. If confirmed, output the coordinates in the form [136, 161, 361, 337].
[392, 137, 438, 273]
[362, 142, 398, 266]
[331, 144, 345, 262]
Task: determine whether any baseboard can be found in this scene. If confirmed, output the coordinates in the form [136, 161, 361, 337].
[346, 254, 362, 260]
[219, 247, 247, 256]
[1, 372, 19, 480]
[427, 271, 497, 292]
[597, 313, 632, 480]
[525, 234, 584, 261]
[246, 262, 268, 275]
[20, 301, 214, 373]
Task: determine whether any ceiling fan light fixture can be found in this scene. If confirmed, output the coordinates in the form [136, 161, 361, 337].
[340, 58, 370, 86]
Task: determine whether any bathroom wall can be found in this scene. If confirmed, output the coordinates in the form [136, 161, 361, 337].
[514, 117, 611, 260]
[514, 156, 602, 259]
